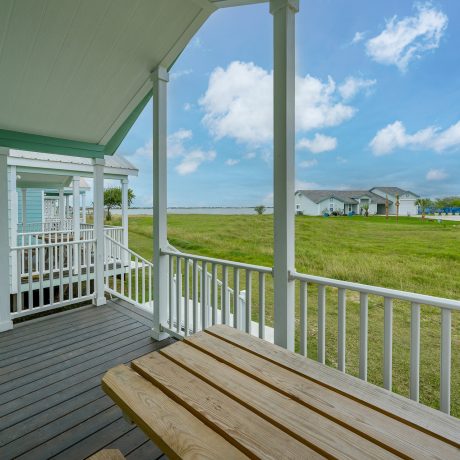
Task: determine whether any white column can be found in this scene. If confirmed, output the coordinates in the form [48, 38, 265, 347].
[21, 189, 27, 231]
[65, 195, 70, 219]
[93, 159, 106, 306]
[0, 148, 13, 331]
[59, 188, 65, 229]
[152, 66, 170, 341]
[9, 166, 18, 294]
[81, 192, 87, 224]
[121, 178, 129, 249]
[72, 176, 80, 273]
[271, 0, 298, 351]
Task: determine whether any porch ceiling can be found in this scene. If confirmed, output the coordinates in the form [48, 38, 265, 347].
[0, 0, 258, 158]
[16, 172, 72, 189]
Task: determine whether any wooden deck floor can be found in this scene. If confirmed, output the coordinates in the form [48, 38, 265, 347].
[0, 299, 174, 460]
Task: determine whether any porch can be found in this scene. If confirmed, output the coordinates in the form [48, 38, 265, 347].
[0, 300, 173, 459]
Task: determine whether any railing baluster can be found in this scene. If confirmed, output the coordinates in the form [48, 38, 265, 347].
[192, 259, 198, 333]
[68, 243, 73, 301]
[27, 248, 33, 310]
[299, 280, 307, 357]
[384, 297, 393, 391]
[86, 242, 90, 297]
[259, 272, 265, 339]
[211, 263, 218, 325]
[176, 257, 182, 333]
[233, 268, 240, 329]
[142, 260, 146, 305]
[359, 292, 368, 381]
[59, 244, 64, 303]
[77, 242, 82, 299]
[317, 285, 326, 364]
[128, 253, 132, 299]
[440, 308, 451, 414]
[222, 265, 228, 325]
[201, 261, 208, 330]
[245, 270, 252, 334]
[16, 250, 22, 312]
[410, 302, 420, 402]
[135, 257, 139, 305]
[338, 288, 346, 372]
[184, 258, 190, 336]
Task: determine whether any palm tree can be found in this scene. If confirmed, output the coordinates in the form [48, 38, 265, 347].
[361, 203, 369, 217]
[415, 198, 432, 220]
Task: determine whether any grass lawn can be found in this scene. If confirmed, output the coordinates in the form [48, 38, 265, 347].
[110, 214, 460, 416]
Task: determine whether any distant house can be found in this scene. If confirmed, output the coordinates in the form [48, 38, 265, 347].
[295, 187, 419, 216]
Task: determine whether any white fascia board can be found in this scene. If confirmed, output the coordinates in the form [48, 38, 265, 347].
[212, 0, 268, 8]
[14, 160, 137, 178]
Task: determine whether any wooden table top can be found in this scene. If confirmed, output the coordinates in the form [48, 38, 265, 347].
[102, 324, 460, 459]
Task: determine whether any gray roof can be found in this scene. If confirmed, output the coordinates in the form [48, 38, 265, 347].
[371, 187, 419, 198]
[297, 190, 390, 205]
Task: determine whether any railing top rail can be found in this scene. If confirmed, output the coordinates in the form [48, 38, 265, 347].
[105, 235, 153, 267]
[290, 271, 460, 311]
[161, 248, 273, 274]
[17, 229, 77, 236]
[11, 238, 96, 251]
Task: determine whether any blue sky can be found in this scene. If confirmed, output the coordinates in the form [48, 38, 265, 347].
[117, 0, 460, 207]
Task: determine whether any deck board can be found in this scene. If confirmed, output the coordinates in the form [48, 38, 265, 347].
[0, 301, 172, 460]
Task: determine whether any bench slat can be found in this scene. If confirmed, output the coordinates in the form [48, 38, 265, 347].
[160, 341, 399, 459]
[101, 365, 247, 460]
[185, 331, 459, 459]
[206, 324, 460, 447]
[132, 352, 323, 460]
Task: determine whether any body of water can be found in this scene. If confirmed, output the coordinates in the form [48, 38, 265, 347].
[111, 207, 274, 215]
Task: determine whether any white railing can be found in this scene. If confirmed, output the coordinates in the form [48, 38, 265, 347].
[161, 249, 458, 416]
[104, 235, 153, 311]
[10, 239, 96, 318]
[17, 219, 73, 233]
[289, 271, 460, 416]
[162, 249, 272, 339]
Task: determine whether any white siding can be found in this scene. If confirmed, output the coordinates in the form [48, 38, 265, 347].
[295, 194, 320, 215]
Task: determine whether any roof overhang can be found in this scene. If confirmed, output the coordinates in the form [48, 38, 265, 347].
[0, 0, 267, 159]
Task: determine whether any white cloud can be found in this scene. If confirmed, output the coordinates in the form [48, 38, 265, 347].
[176, 150, 216, 175]
[351, 31, 366, 44]
[200, 61, 365, 145]
[170, 69, 193, 80]
[297, 134, 337, 154]
[167, 129, 193, 158]
[244, 152, 256, 159]
[296, 180, 319, 190]
[370, 120, 460, 155]
[365, 3, 448, 72]
[263, 192, 273, 206]
[336, 156, 348, 164]
[183, 102, 192, 111]
[299, 159, 318, 168]
[338, 77, 376, 100]
[225, 158, 240, 166]
[426, 169, 447, 181]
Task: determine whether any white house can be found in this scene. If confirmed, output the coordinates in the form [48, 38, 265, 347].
[370, 187, 419, 216]
[295, 187, 419, 216]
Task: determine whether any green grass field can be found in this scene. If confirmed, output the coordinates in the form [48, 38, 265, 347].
[111, 214, 460, 416]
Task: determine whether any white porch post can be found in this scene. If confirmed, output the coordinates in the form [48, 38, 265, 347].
[59, 188, 65, 229]
[271, 0, 298, 351]
[81, 191, 87, 223]
[9, 165, 18, 294]
[21, 189, 27, 231]
[93, 159, 106, 306]
[152, 66, 170, 341]
[0, 148, 13, 331]
[65, 195, 70, 220]
[72, 176, 81, 273]
[121, 178, 129, 249]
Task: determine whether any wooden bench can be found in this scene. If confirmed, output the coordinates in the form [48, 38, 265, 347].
[102, 324, 460, 459]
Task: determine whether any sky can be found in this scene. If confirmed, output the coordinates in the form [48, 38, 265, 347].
[116, 0, 460, 208]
